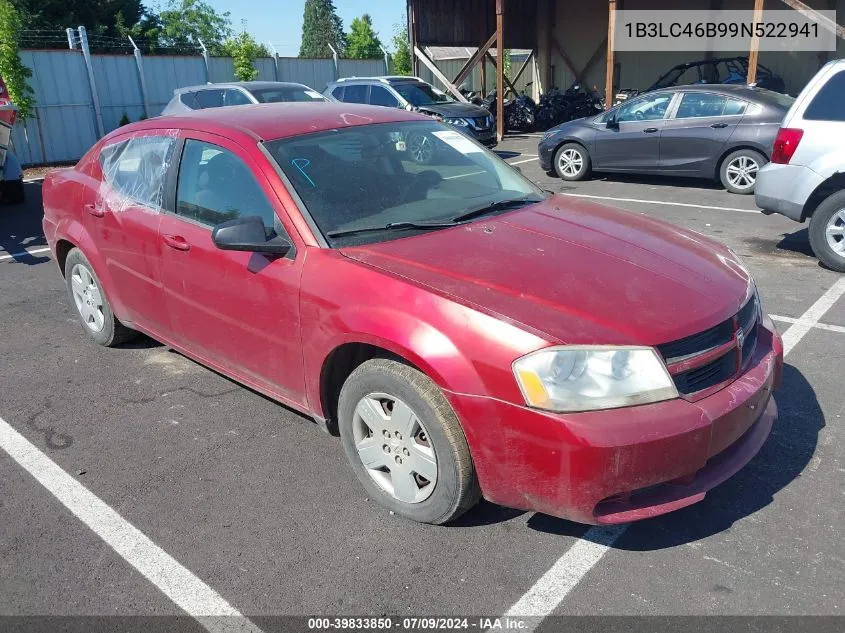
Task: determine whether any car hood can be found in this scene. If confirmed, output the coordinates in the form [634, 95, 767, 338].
[546, 117, 596, 136]
[417, 102, 491, 119]
[340, 196, 751, 346]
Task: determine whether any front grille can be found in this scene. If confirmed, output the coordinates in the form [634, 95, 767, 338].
[673, 350, 737, 394]
[657, 294, 759, 396]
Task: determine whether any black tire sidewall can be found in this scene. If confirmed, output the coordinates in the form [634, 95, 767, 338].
[554, 143, 591, 181]
[337, 360, 469, 524]
[64, 248, 120, 346]
[720, 149, 766, 195]
[809, 190, 845, 273]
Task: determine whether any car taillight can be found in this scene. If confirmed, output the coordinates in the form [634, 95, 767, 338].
[770, 128, 804, 164]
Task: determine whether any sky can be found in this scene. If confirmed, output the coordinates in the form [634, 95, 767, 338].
[204, 0, 407, 57]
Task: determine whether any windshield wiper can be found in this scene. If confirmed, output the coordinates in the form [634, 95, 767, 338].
[327, 221, 458, 239]
[449, 197, 541, 224]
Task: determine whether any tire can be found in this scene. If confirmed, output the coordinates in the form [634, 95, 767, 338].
[337, 358, 480, 524]
[720, 149, 766, 195]
[64, 248, 137, 346]
[554, 143, 591, 181]
[808, 190, 845, 273]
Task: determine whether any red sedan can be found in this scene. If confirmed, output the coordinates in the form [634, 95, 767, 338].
[42, 103, 783, 525]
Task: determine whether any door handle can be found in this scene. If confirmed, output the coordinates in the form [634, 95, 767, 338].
[162, 234, 191, 251]
[84, 203, 104, 218]
[710, 122, 729, 129]
[643, 127, 659, 133]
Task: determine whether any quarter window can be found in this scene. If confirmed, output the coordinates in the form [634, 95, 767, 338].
[723, 98, 748, 116]
[803, 70, 845, 122]
[175, 140, 278, 230]
[675, 93, 729, 118]
[99, 135, 176, 209]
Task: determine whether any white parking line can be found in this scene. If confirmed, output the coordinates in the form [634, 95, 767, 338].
[508, 157, 541, 166]
[558, 192, 758, 214]
[0, 246, 51, 262]
[771, 314, 845, 335]
[497, 278, 845, 630]
[778, 278, 845, 355]
[0, 415, 264, 633]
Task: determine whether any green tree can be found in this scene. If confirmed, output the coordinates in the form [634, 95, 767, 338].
[158, 0, 232, 54]
[220, 31, 270, 81]
[299, 0, 346, 58]
[10, 0, 145, 39]
[0, 0, 34, 121]
[346, 14, 382, 59]
[391, 24, 412, 76]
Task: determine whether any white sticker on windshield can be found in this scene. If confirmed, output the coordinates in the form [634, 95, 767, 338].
[432, 130, 483, 154]
[305, 90, 324, 100]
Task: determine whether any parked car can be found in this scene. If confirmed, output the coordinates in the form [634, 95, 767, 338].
[325, 76, 497, 149]
[42, 103, 783, 526]
[756, 59, 845, 271]
[615, 56, 787, 104]
[540, 84, 793, 194]
[162, 81, 329, 114]
[0, 74, 24, 205]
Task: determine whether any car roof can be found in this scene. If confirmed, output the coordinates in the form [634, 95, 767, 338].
[652, 84, 772, 97]
[123, 102, 425, 143]
[173, 81, 309, 94]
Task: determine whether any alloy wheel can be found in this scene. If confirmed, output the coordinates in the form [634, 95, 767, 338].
[725, 155, 759, 190]
[558, 148, 584, 178]
[352, 392, 438, 504]
[825, 208, 845, 256]
[70, 263, 105, 333]
[408, 134, 434, 164]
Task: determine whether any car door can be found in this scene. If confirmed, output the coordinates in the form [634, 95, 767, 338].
[157, 133, 307, 405]
[592, 92, 676, 172]
[659, 92, 746, 175]
[82, 132, 177, 338]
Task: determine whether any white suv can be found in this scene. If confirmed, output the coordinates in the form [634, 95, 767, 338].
[755, 59, 845, 271]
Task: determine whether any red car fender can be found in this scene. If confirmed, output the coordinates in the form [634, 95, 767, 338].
[305, 306, 486, 421]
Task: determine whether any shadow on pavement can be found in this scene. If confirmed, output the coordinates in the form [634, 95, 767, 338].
[525, 363, 821, 547]
[0, 182, 48, 265]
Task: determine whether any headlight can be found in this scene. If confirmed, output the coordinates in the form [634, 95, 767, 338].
[512, 346, 678, 413]
[541, 130, 557, 141]
[445, 117, 470, 127]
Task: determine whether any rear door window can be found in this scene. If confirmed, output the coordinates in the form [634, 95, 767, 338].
[675, 93, 729, 118]
[224, 89, 252, 106]
[803, 70, 845, 121]
[342, 84, 368, 103]
[99, 135, 177, 209]
[194, 89, 224, 109]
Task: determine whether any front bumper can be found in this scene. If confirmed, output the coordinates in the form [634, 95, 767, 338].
[755, 163, 823, 222]
[446, 321, 783, 525]
[538, 138, 556, 171]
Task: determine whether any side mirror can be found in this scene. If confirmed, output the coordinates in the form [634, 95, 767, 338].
[606, 115, 619, 130]
[212, 215, 291, 256]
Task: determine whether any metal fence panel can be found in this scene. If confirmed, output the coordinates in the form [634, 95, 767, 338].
[277, 58, 336, 91]
[91, 54, 145, 132]
[254, 58, 277, 80]
[142, 56, 207, 116]
[337, 58, 387, 79]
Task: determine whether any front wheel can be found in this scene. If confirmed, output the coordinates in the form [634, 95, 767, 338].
[720, 149, 765, 194]
[809, 190, 845, 273]
[337, 358, 480, 524]
[554, 143, 591, 181]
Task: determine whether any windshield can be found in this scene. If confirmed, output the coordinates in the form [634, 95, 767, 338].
[394, 83, 452, 106]
[266, 121, 545, 246]
[251, 86, 327, 103]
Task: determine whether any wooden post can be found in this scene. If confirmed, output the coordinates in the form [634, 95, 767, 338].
[496, 0, 504, 141]
[480, 57, 487, 98]
[604, 0, 616, 109]
[747, 0, 765, 85]
[414, 46, 471, 101]
[409, 0, 420, 77]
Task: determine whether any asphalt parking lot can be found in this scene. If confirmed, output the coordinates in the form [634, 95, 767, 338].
[1, 135, 843, 631]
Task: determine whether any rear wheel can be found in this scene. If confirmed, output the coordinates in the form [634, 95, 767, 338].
[337, 358, 480, 524]
[720, 149, 765, 194]
[809, 190, 845, 273]
[554, 143, 591, 181]
[64, 248, 137, 346]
